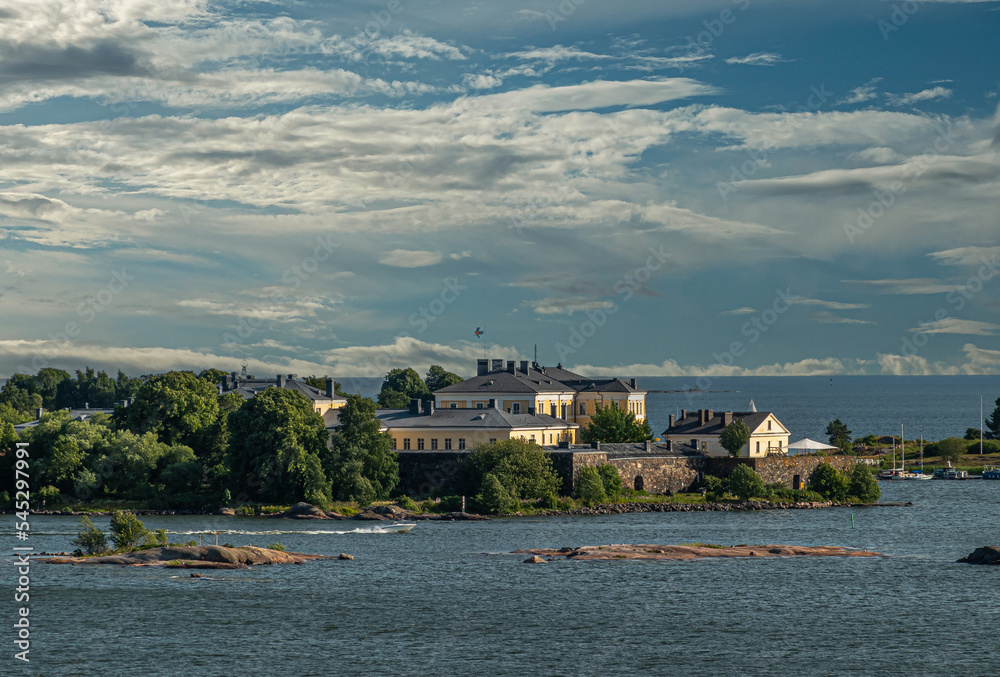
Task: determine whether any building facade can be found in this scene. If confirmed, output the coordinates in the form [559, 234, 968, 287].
[661, 409, 790, 458]
[221, 372, 347, 415]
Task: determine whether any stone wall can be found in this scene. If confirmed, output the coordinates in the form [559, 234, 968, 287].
[707, 456, 856, 489]
[606, 456, 708, 494]
[550, 451, 605, 495]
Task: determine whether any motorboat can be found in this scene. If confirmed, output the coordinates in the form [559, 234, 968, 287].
[932, 463, 969, 480]
[982, 466, 1000, 480]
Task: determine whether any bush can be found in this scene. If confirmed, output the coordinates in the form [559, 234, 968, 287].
[477, 473, 518, 515]
[967, 439, 1000, 454]
[141, 529, 168, 548]
[71, 516, 108, 555]
[701, 475, 725, 493]
[461, 439, 560, 502]
[848, 464, 881, 503]
[186, 540, 198, 546]
[597, 465, 623, 497]
[810, 463, 849, 501]
[576, 466, 607, 505]
[539, 491, 559, 510]
[109, 510, 149, 551]
[395, 495, 418, 512]
[728, 464, 765, 501]
[267, 542, 286, 551]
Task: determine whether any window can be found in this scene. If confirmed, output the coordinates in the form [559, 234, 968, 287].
[431, 438, 438, 450]
[530, 434, 536, 441]
[778, 440, 782, 449]
[550, 404, 556, 416]
[445, 438, 452, 450]
[476, 403, 483, 409]
[512, 402, 521, 414]
[768, 420, 772, 431]
[701, 441, 708, 452]
[489, 438, 496, 444]
[458, 438, 466, 450]
[403, 438, 410, 450]
[561, 404, 567, 419]
[417, 439, 424, 450]
[579, 402, 586, 415]
[392, 438, 397, 450]
[450, 403, 457, 409]
[756, 441, 760, 454]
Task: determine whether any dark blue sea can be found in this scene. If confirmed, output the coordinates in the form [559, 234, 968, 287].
[8, 480, 1000, 676]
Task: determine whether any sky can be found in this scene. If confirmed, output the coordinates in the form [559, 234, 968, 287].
[1, 0, 999, 381]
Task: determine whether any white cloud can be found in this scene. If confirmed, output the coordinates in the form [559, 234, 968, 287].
[724, 52, 787, 66]
[846, 278, 957, 294]
[841, 78, 882, 105]
[378, 250, 443, 268]
[888, 87, 953, 106]
[721, 307, 755, 315]
[574, 356, 851, 377]
[928, 246, 1000, 267]
[912, 318, 1000, 335]
[810, 312, 874, 325]
[463, 73, 502, 90]
[321, 336, 520, 377]
[525, 297, 617, 315]
[848, 147, 905, 164]
[472, 78, 717, 112]
[878, 343, 1000, 376]
[788, 297, 869, 310]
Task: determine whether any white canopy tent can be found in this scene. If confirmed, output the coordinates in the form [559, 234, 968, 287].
[786, 438, 838, 455]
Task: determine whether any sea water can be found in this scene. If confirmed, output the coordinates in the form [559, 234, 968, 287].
[9, 479, 1000, 676]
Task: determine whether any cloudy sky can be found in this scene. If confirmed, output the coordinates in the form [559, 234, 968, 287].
[1, 0, 999, 380]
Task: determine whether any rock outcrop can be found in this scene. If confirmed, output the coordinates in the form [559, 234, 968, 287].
[514, 544, 884, 561]
[44, 545, 334, 568]
[957, 546, 1000, 565]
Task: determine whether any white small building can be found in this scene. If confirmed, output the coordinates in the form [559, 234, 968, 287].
[661, 409, 790, 458]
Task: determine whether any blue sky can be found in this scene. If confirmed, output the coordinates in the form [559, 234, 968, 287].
[1, 0, 999, 379]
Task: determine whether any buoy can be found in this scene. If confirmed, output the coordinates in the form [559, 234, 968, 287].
[851, 513, 855, 529]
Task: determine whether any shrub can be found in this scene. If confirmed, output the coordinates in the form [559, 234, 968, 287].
[71, 516, 108, 555]
[728, 465, 765, 501]
[576, 466, 607, 505]
[477, 473, 518, 515]
[848, 464, 881, 503]
[267, 542, 286, 551]
[810, 463, 849, 501]
[109, 510, 149, 551]
[461, 439, 560, 502]
[186, 540, 198, 546]
[141, 529, 168, 548]
[539, 491, 559, 510]
[395, 495, 418, 511]
[936, 437, 966, 464]
[595, 465, 623, 498]
[701, 475, 725, 493]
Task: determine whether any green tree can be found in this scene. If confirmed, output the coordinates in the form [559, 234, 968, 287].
[985, 397, 1000, 440]
[227, 387, 333, 505]
[478, 473, 519, 514]
[580, 402, 653, 443]
[936, 437, 965, 464]
[124, 371, 222, 455]
[34, 368, 71, 409]
[197, 369, 229, 386]
[848, 464, 881, 503]
[109, 510, 148, 551]
[327, 395, 399, 501]
[728, 464, 765, 500]
[576, 465, 607, 505]
[377, 368, 430, 408]
[719, 419, 752, 458]
[303, 376, 347, 397]
[965, 427, 982, 441]
[424, 365, 463, 392]
[0, 374, 42, 419]
[597, 464, 623, 497]
[826, 419, 853, 453]
[810, 463, 849, 501]
[461, 438, 560, 501]
[71, 516, 108, 555]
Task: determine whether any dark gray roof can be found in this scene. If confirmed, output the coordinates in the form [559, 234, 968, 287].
[547, 442, 702, 457]
[662, 411, 775, 437]
[14, 408, 114, 431]
[328, 407, 578, 430]
[227, 378, 345, 403]
[433, 365, 644, 395]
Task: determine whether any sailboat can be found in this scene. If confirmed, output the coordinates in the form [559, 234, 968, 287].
[903, 431, 932, 480]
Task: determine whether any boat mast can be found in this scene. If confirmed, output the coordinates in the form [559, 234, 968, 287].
[901, 423, 904, 472]
[981, 395, 984, 455]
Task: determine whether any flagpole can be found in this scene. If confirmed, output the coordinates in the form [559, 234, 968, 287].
[981, 395, 984, 455]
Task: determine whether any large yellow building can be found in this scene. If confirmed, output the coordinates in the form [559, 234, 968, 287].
[433, 359, 646, 427]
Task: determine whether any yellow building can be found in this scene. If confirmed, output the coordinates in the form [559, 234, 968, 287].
[661, 408, 790, 458]
[327, 399, 578, 451]
[433, 359, 646, 428]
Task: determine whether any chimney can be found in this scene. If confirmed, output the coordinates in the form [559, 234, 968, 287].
[629, 378, 637, 388]
[706, 409, 714, 423]
[477, 359, 489, 376]
[507, 360, 516, 374]
[423, 399, 434, 416]
[698, 409, 705, 425]
[36, 407, 43, 421]
[221, 374, 229, 390]
[409, 399, 421, 415]
[681, 409, 687, 421]
[591, 441, 601, 450]
[491, 358, 503, 372]
[277, 374, 286, 388]
[644, 440, 651, 452]
[231, 371, 239, 384]
[668, 414, 675, 429]
[520, 360, 529, 374]
[325, 378, 334, 398]
[722, 412, 733, 426]
[488, 398, 496, 409]
[288, 373, 297, 381]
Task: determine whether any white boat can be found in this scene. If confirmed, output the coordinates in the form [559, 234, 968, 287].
[363, 522, 416, 534]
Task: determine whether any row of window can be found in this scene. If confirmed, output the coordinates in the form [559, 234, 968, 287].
[393, 438, 483, 450]
[443, 399, 644, 417]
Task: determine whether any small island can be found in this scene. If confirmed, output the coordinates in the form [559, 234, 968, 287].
[515, 543, 884, 561]
[44, 544, 334, 569]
